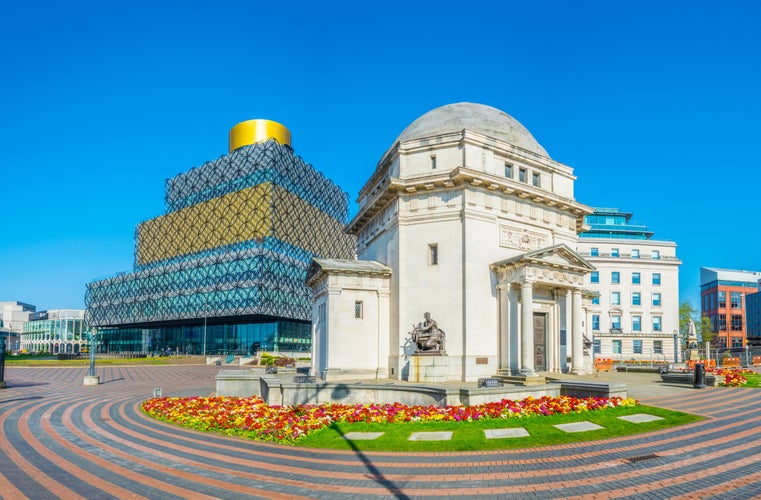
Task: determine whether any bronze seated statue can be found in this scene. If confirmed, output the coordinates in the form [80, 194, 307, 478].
[410, 312, 446, 352]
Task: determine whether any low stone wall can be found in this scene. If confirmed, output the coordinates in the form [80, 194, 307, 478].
[215, 370, 624, 406]
[661, 372, 722, 387]
[549, 380, 628, 399]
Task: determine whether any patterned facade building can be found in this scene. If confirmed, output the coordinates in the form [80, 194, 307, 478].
[85, 120, 355, 355]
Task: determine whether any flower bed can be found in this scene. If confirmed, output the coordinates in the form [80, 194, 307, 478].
[707, 367, 754, 387]
[141, 395, 638, 444]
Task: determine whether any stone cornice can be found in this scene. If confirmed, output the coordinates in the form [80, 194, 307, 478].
[347, 166, 592, 235]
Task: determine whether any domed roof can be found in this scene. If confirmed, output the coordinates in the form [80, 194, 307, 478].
[393, 102, 548, 157]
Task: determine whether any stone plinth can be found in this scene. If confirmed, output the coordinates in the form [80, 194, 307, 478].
[406, 354, 450, 382]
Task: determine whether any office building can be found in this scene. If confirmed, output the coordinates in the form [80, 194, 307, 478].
[576, 208, 681, 362]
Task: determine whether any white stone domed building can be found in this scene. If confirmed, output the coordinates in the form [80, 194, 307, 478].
[307, 103, 596, 382]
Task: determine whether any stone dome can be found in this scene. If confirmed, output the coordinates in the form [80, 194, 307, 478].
[392, 102, 548, 157]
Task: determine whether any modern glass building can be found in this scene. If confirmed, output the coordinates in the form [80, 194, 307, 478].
[21, 309, 87, 354]
[578, 208, 654, 240]
[85, 120, 355, 355]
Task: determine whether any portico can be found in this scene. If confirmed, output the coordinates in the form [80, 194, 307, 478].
[491, 244, 594, 379]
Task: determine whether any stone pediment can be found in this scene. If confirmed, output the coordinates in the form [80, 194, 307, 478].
[492, 244, 594, 273]
[491, 244, 595, 287]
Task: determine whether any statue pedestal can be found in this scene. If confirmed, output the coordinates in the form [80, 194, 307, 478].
[406, 354, 449, 382]
[686, 349, 701, 362]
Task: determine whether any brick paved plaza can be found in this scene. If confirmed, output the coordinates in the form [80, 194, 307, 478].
[1, 364, 760, 499]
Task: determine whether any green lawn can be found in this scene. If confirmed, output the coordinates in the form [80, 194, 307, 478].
[4, 356, 190, 367]
[744, 373, 761, 388]
[295, 404, 702, 452]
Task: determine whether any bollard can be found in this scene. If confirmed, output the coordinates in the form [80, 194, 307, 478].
[693, 363, 706, 389]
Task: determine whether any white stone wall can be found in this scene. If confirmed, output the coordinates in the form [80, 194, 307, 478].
[311, 271, 390, 380]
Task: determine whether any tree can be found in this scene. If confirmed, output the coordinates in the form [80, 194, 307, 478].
[698, 316, 717, 346]
[679, 302, 716, 347]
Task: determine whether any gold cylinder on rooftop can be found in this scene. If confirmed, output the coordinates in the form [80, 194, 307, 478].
[228, 119, 291, 152]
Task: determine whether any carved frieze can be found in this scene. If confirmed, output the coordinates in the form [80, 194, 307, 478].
[499, 226, 548, 251]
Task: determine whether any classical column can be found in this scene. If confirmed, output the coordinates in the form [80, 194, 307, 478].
[521, 281, 536, 377]
[497, 284, 510, 373]
[571, 288, 585, 375]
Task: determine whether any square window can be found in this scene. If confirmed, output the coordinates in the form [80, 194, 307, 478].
[519, 168, 527, 183]
[731, 314, 743, 331]
[504, 163, 513, 178]
[612, 315, 621, 329]
[652, 250, 660, 260]
[612, 339, 622, 354]
[532, 172, 541, 187]
[632, 272, 641, 285]
[631, 249, 640, 258]
[611, 292, 621, 305]
[652, 273, 661, 285]
[611, 248, 619, 257]
[731, 292, 742, 309]
[632, 316, 642, 332]
[652, 316, 662, 332]
[633, 339, 642, 353]
[652, 293, 661, 307]
[429, 243, 439, 266]
[654, 340, 663, 354]
[632, 292, 641, 306]
[590, 247, 599, 257]
[590, 271, 599, 284]
[354, 301, 363, 319]
[592, 296, 600, 305]
[611, 272, 620, 284]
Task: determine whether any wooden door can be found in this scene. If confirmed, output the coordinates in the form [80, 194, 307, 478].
[533, 313, 546, 371]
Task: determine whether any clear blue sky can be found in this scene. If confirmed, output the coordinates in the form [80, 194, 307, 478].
[1, 1, 759, 311]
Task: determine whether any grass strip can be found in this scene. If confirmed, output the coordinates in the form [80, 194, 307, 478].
[295, 405, 701, 452]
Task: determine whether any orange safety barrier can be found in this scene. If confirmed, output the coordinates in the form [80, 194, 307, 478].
[722, 357, 741, 367]
[753, 356, 761, 367]
[687, 359, 716, 369]
[594, 358, 613, 372]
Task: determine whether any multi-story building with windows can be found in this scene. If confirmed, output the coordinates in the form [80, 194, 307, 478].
[0, 301, 36, 352]
[700, 267, 761, 350]
[747, 284, 761, 347]
[576, 208, 681, 362]
[85, 120, 355, 355]
[20, 309, 87, 354]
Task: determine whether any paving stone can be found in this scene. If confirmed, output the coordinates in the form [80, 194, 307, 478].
[484, 428, 530, 439]
[342, 431, 384, 440]
[408, 431, 453, 441]
[553, 421, 604, 433]
[618, 413, 665, 423]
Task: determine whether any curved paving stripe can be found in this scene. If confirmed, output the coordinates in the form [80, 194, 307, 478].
[2, 365, 761, 498]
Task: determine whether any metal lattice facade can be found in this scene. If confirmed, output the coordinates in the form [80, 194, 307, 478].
[85, 140, 356, 331]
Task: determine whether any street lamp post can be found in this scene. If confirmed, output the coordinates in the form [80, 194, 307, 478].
[0, 329, 7, 389]
[83, 328, 100, 385]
